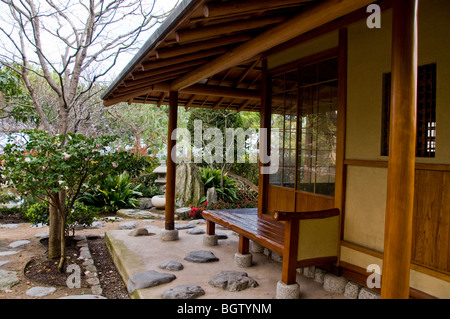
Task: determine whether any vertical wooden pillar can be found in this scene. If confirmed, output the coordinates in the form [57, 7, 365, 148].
[165, 91, 178, 231]
[335, 28, 348, 267]
[382, 0, 418, 299]
[281, 220, 300, 285]
[258, 59, 270, 216]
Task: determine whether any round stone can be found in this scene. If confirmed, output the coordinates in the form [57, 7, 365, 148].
[234, 252, 253, 268]
[203, 234, 218, 246]
[160, 229, 179, 241]
[276, 280, 300, 299]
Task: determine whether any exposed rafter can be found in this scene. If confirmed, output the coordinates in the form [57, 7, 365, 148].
[170, 0, 375, 91]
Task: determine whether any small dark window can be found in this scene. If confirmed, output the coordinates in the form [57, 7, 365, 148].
[381, 63, 436, 157]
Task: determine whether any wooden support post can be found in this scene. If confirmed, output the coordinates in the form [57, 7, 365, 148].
[165, 91, 178, 231]
[239, 235, 250, 255]
[381, 0, 418, 299]
[206, 220, 215, 236]
[258, 59, 270, 216]
[281, 220, 299, 285]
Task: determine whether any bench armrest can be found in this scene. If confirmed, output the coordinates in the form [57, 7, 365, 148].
[272, 208, 340, 221]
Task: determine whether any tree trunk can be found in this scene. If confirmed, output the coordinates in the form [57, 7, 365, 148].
[57, 190, 67, 272]
[48, 196, 61, 259]
[58, 211, 66, 272]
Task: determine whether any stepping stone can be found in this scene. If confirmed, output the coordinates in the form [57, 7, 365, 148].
[209, 271, 258, 292]
[0, 251, 18, 257]
[26, 286, 57, 297]
[58, 295, 107, 299]
[162, 285, 205, 299]
[127, 270, 176, 294]
[0, 224, 19, 229]
[0, 269, 20, 291]
[117, 209, 158, 219]
[31, 223, 46, 228]
[128, 227, 151, 237]
[158, 260, 184, 271]
[184, 251, 219, 263]
[176, 224, 195, 230]
[189, 219, 206, 225]
[35, 232, 49, 238]
[216, 233, 228, 240]
[89, 221, 106, 229]
[119, 221, 139, 230]
[9, 240, 31, 248]
[0, 261, 9, 267]
[187, 228, 205, 235]
[102, 216, 123, 222]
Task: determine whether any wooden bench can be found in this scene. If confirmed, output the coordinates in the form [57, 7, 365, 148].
[202, 207, 340, 294]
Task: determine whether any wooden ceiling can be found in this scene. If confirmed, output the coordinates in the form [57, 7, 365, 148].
[102, 0, 320, 112]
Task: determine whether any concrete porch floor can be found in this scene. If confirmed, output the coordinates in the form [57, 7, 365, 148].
[105, 219, 349, 299]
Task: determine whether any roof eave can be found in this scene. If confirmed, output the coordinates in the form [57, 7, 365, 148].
[101, 0, 200, 100]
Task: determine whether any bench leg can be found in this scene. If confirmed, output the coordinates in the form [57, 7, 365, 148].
[203, 220, 218, 246]
[235, 235, 253, 267]
[276, 220, 300, 299]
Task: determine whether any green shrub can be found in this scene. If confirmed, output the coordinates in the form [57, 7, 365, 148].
[66, 201, 99, 236]
[80, 171, 142, 213]
[199, 167, 238, 202]
[25, 201, 50, 226]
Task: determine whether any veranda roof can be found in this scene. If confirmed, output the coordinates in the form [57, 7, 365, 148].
[101, 0, 374, 111]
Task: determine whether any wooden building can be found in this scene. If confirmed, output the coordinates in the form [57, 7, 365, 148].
[102, 0, 450, 299]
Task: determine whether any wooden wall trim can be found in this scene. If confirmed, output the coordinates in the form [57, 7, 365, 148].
[335, 28, 348, 268]
[344, 159, 450, 172]
[340, 240, 450, 283]
[339, 261, 437, 299]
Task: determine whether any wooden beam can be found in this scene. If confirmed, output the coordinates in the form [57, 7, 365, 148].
[103, 82, 261, 107]
[156, 34, 252, 59]
[175, 16, 286, 43]
[236, 100, 251, 113]
[165, 91, 178, 231]
[157, 92, 167, 107]
[142, 47, 228, 71]
[203, 0, 311, 18]
[171, 0, 375, 91]
[211, 97, 225, 110]
[132, 59, 209, 81]
[119, 67, 196, 91]
[237, 59, 260, 85]
[381, 0, 418, 299]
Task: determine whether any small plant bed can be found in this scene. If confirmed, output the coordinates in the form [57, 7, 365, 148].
[24, 237, 88, 288]
[88, 238, 130, 299]
[23, 236, 130, 299]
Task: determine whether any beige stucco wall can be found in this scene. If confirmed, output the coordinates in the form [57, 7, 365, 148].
[344, 0, 450, 298]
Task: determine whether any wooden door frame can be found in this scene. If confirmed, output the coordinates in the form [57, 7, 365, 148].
[259, 32, 347, 219]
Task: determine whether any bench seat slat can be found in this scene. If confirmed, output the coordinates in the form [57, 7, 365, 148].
[202, 208, 285, 255]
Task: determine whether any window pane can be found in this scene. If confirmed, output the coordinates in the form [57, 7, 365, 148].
[269, 69, 297, 188]
[297, 57, 338, 196]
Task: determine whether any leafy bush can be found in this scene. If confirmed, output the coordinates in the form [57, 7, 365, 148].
[199, 167, 238, 202]
[25, 201, 50, 226]
[80, 172, 142, 214]
[25, 200, 98, 235]
[66, 201, 100, 236]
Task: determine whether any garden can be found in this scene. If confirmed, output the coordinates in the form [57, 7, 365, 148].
[0, 123, 259, 298]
